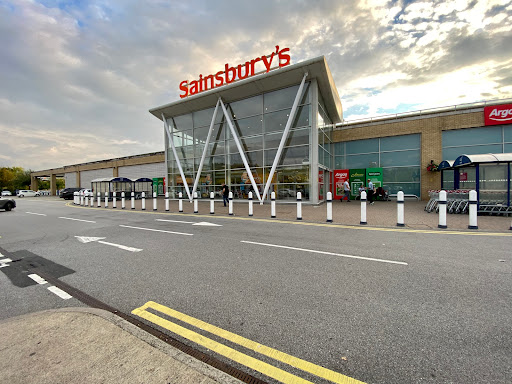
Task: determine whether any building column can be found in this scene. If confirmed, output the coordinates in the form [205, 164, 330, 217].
[50, 174, 57, 196]
[113, 166, 119, 177]
[31, 175, 38, 191]
[421, 129, 442, 200]
[310, 78, 319, 204]
[76, 171, 81, 189]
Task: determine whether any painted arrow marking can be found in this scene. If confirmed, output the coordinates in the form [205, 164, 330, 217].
[75, 236, 142, 252]
[156, 219, 222, 227]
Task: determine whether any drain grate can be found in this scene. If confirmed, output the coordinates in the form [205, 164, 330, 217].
[35, 270, 268, 384]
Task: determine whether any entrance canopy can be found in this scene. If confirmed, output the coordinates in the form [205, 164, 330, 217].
[453, 153, 512, 167]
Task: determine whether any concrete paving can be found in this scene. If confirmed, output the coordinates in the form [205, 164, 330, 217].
[0, 308, 243, 384]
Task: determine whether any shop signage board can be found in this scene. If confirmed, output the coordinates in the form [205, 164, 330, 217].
[152, 178, 165, 195]
[484, 103, 512, 126]
[349, 169, 366, 199]
[366, 168, 383, 189]
[333, 169, 349, 200]
[179, 45, 291, 98]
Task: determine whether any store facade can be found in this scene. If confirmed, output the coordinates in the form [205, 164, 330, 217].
[150, 56, 342, 204]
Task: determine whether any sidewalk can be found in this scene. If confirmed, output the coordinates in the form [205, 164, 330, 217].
[0, 308, 243, 384]
[72, 196, 512, 232]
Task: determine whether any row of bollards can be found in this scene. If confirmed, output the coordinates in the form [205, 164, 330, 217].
[74, 189, 489, 230]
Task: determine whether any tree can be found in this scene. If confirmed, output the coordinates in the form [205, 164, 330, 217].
[0, 167, 32, 191]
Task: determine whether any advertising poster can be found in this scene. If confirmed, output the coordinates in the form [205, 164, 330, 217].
[333, 169, 349, 200]
[349, 169, 366, 199]
[366, 168, 383, 188]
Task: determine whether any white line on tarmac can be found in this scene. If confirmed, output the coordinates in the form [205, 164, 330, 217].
[0, 258, 12, 263]
[156, 219, 194, 224]
[25, 212, 47, 216]
[97, 240, 142, 252]
[47, 286, 72, 300]
[119, 225, 193, 236]
[241, 240, 408, 266]
[59, 217, 96, 223]
[28, 274, 48, 285]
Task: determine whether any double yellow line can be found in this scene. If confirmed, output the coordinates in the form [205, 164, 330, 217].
[132, 301, 365, 384]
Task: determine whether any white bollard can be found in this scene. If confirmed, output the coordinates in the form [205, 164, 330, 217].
[193, 192, 198, 213]
[360, 191, 367, 225]
[397, 191, 405, 227]
[131, 192, 135, 209]
[326, 191, 333, 223]
[271, 191, 276, 218]
[210, 192, 215, 214]
[297, 192, 302, 220]
[104, 192, 108, 208]
[165, 192, 169, 212]
[438, 190, 447, 229]
[248, 192, 253, 217]
[179, 192, 183, 212]
[74, 192, 78, 204]
[80, 191, 84, 206]
[153, 191, 157, 211]
[90, 195, 94, 207]
[121, 192, 126, 209]
[113, 191, 117, 209]
[229, 191, 234, 215]
[97, 192, 101, 208]
[468, 190, 478, 229]
[141, 192, 146, 210]
[85, 194, 88, 206]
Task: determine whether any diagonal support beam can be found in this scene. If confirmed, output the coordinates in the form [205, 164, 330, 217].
[219, 98, 262, 203]
[262, 72, 308, 203]
[163, 114, 192, 201]
[191, 99, 220, 200]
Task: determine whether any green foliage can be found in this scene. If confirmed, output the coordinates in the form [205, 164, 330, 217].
[0, 167, 32, 192]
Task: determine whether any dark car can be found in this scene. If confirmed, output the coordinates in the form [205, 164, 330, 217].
[0, 197, 16, 211]
[60, 188, 81, 200]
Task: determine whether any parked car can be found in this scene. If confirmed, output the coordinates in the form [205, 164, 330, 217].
[0, 196, 16, 211]
[60, 187, 81, 200]
[17, 190, 40, 198]
[80, 188, 93, 197]
[1, 190, 12, 196]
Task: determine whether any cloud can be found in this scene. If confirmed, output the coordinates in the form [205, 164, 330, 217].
[0, 0, 511, 169]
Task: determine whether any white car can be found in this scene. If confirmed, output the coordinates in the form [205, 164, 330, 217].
[80, 189, 93, 197]
[17, 190, 40, 197]
[1, 190, 12, 196]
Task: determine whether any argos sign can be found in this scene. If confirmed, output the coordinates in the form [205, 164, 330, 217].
[179, 46, 291, 99]
[484, 104, 512, 126]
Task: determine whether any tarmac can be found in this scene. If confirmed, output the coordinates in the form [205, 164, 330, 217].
[2, 195, 511, 384]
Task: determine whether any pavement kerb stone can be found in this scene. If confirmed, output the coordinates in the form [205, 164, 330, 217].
[0, 307, 244, 384]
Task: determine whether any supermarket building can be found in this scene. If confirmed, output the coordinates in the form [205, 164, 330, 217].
[31, 54, 512, 203]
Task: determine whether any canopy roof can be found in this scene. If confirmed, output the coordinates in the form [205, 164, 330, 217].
[134, 178, 153, 182]
[91, 177, 133, 183]
[149, 56, 343, 124]
[453, 153, 512, 167]
[438, 160, 454, 170]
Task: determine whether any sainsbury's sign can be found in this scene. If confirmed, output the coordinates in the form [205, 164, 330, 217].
[179, 45, 290, 99]
[484, 103, 512, 126]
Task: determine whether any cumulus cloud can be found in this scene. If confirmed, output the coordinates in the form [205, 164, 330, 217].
[0, 0, 511, 170]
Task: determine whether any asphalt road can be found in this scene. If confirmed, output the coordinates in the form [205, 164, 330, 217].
[1, 198, 511, 384]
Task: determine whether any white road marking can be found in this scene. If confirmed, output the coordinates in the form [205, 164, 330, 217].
[241, 240, 408, 266]
[156, 219, 222, 227]
[97, 240, 142, 252]
[25, 212, 47, 216]
[28, 274, 48, 285]
[120, 225, 193, 236]
[47, 286, 72, 300]
[59, 217, 96, 223]
[75, 236, 106, 243]
[0, 258, 12, 268]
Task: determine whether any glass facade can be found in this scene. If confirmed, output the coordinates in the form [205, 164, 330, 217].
[166, 83, 312, 201]
[442, 125, 512, 160]
[334, 134, 421, 195]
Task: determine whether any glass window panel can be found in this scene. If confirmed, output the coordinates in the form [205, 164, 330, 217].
[172, 114, 193, 131]
[212, 155, 226, 170]
[504, 126, 512, 142]
[194, 126, 211, 143]
[275, 184, 296, 199]
[228, 95, 263, 119]
[346, 138, 379, 154]
[442, 126, 502, 147]
[209, 140, 225, 156]
[195, 157, 212, 171]
[383, 167, 421, 182]
[265, 145, 309, 166]
[380, 150, 420, 167]
[293, 105, 310, 128]
[334, 156, 345, 169]
[264, 83, 310, 113]
[334, 142, 345, 156]
[213, 171, 226, 185]
[383, 183, 420, 196]
[442, 144, 503, 160]
[479, 164, 508, 193]
[345, 153, 379, 168]
[441, 170, 455, 190]
[238, 135, 263, 151]
[277, 166, 310, 183]
[265, 129, 310, 150]
[458, 167, 476, 189]
[229, 150, 262, 168]
[505, 143, 512, 152]
[264, 108, 290, 133]
[231, 115, 263, 138]
[210, 123, 226, 142]
[380, 134, 420, 151]
[193, 107, 222, 128]
[324, 148, 332, 169]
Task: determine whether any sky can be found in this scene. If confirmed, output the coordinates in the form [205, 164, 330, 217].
[1, 0, 511, 171]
